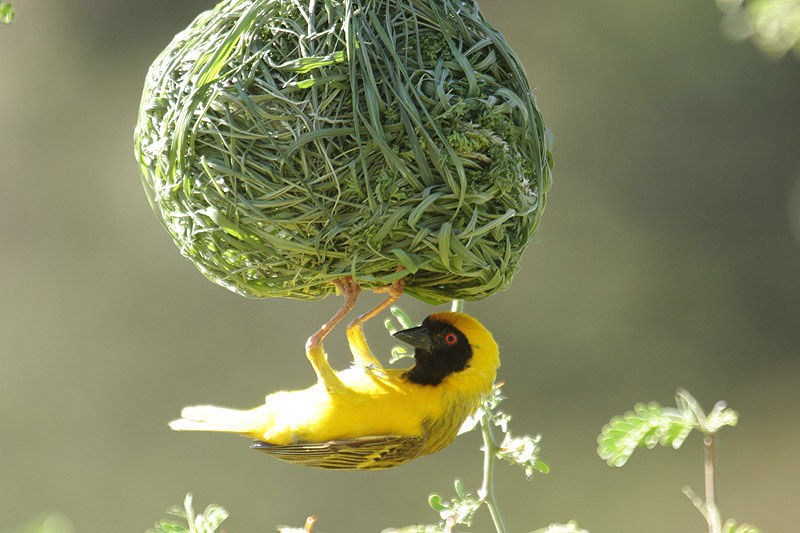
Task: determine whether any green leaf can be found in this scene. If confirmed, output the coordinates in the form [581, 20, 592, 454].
[390, 249, 421, 273]
[389, 307, 415, 330]
[148, 521, 188, 533]
[0, 2, 14, 24]
[597, 401, 694, 467]
[534, 459, 551, 474]
[388, 345, 413, 364]
[599, 389, 741, 467]
[428, 494, 446, 512]
[453, 479, 466, 497]
[191, 504, 228, 533]
[427, 481, 482, 527]
[723, 519, 762, 533]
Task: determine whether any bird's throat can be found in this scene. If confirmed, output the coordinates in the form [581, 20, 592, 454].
[403, 348, 470, 386]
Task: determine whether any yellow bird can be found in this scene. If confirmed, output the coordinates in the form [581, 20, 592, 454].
[169, 278, 500, 470]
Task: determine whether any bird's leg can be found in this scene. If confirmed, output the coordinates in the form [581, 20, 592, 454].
[346, 277, 405, 369]
[306, 277, 361, 393]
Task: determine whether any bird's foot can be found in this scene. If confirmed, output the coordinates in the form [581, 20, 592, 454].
[304, 277, 361, 394]
[343, 276, 405, 369]
[350, 276, 405, 329]
[306, 277, 361, 352]
[332, 276, 361, 307]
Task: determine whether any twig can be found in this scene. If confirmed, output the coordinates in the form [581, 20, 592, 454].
[478, 411, 507, 533]
[703, 434, 722, 533]
[683, 433, 722, 533]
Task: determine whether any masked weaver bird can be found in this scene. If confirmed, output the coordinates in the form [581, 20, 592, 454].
[169, 277, 500, 470]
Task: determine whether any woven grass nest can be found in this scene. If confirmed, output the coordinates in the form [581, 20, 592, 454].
[134, 0, 552, 305]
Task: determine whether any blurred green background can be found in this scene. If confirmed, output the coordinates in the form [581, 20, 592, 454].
[1, 1, 798, 531]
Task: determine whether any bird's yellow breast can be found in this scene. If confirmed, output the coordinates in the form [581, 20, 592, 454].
[253, 366, 483, 453]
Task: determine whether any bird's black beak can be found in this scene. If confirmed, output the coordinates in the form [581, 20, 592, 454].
[393, 325, 433, 352]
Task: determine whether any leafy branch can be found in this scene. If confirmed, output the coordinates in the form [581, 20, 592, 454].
[418, 384, 550, 533]
[597, 388, 758, 533]
[366, 377, 551, 533]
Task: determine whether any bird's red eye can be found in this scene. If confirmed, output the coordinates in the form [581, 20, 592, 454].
[444, 333, 458, 345]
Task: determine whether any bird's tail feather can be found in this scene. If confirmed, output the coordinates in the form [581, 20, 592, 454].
[169, 405, 260, 435]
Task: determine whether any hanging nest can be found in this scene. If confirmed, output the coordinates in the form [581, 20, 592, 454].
[134, 0, 552, 305]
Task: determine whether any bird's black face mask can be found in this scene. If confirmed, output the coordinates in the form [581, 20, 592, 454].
[393, 317, 472, 386]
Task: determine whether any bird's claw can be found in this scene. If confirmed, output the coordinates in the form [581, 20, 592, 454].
[372, 276, 405, 299]
[306, 277, 362, 357]
[332, 276, 361, 305]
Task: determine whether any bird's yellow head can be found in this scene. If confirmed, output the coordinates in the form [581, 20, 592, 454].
[393, 312, 500, 391]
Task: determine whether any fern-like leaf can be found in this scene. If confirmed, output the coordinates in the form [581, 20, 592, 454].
[597, 401, 694, 466]
[723, 519, 761, 533]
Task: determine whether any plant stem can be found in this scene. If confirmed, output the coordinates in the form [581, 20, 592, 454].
[450, 298, 506, 532]
[704, 434, 715, 510]
[704, 434, 721, 533]
[478, 411, 507, 533]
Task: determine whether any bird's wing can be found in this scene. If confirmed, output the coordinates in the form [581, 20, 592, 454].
[250, 435, 424, 470]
